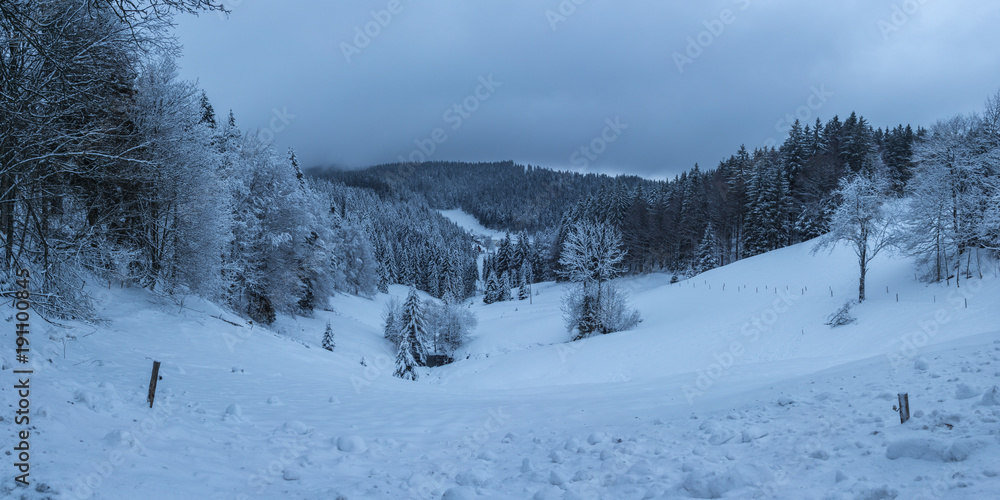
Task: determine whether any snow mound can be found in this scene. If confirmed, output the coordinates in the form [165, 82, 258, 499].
[699, 421, 736, 446]
[73, 383, 121, 412]
[274, 420, 310, 435]
[681, 463, 776, 498]
[336, 435, 367, 453]
[102, 429, 140, 450]
[956, 383, 981, 400]
[223, 403, 245, 422]
[885, 438, 948, 461]
[442, 486, 477, 500]
[455, 469, 491, 487]
[980, 386, 1000, 406]
[741, 426, 768, 443]
[587, 432, 607, 445]
[885, 437, 983, 462]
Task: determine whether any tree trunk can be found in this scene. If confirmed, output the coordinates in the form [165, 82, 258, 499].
[858, 238, 867, 303]
[859, 265, 866, 303]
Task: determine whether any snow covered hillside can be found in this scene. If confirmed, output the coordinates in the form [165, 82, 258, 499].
[439, 209, 511, 246]
[2, 231, 999, 499]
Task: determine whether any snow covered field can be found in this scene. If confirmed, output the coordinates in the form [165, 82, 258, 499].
[439, 210, 510, 245]
[3, 220, 1000, 499]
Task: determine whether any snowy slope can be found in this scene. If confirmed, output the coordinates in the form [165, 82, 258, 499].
[438, 209, 511, 244]
[2, 235, 999, 499]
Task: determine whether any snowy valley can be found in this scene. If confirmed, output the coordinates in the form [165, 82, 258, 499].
[3, 3, 1000, 500]
[3, 211, 999, 499]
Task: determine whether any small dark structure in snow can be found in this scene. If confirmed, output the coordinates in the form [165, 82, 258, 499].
[426, 354, 453, 367]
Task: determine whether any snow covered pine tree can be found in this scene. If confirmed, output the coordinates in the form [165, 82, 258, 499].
[322, 321, 335, 351]
[394, 288, 428, 380]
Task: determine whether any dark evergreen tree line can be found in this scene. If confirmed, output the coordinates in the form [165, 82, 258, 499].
[314, 113, 920, 282]
[558, 113, 923, 276]
[313, 161, 663, 234]
[481, 232, 546, 304]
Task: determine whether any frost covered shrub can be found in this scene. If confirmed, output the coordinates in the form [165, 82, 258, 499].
[600, 285, 642, 333]
[425, 300, 477, 356]
[382, 297, 403, 346]
[826, 300, 856, 327]
[562, 283, 640, 340]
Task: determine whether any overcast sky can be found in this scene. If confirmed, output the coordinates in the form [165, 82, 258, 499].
[174, 0, 1000, 179]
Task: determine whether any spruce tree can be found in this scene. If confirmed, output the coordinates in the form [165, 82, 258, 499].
[393, 333, 419, 381]
[496, 234, 513, 277]
[377, 260, 390, 294]
[694, 225, 721, 274]
[499, 272, 513, 302]
[517, 261, 530, 300]
[199, 90, 216, 128]
[513, 232, 529, 273]
[288, 147, 304, 185]
[576, 293, 601, 339]
[482, 254, 494, 285]
[463, 259, 479, 299]
[383, 306, 399, 345]
[397, 288, 428, 366]
[394, 289, 429, 381]
[484, 273, 500, 304]
[322, 321, 335, 351]
[781, 119, 806, 186]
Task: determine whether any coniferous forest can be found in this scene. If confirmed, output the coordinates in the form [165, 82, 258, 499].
[317, 110, 994, 288]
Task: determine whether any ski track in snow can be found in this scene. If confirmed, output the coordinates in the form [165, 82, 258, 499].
[2, 211, 999, 499]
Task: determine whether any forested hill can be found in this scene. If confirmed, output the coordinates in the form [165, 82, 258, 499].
[310, 161, 665, 233]
[310, 113, 923, 275]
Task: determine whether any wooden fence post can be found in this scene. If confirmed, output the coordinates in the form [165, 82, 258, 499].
[148, 361, 161, 408]
[897, 393, 910, 424]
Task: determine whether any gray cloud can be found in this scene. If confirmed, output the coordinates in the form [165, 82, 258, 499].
[175, 0, 1000, 178]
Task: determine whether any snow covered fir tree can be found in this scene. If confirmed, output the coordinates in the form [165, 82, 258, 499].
[321, 321, 335, 351]
[393, 288, 428, 380]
